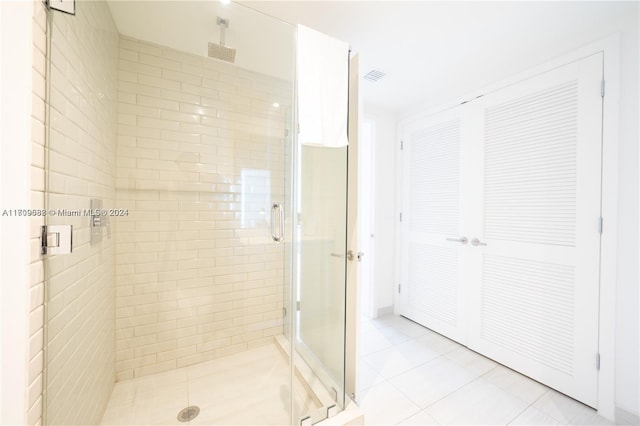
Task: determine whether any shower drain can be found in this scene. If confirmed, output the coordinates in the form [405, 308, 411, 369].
[177, 406, 200, 422]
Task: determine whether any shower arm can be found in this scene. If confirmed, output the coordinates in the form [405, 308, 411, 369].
[217, 17, 229, 47]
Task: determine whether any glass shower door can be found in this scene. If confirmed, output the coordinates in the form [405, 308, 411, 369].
[295, 143, 349, 420]
[40, 1, 304, 425]
[41, 1, 350, 424]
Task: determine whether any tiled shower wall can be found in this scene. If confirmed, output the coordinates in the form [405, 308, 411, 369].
[114, 37, 291, 380]
[41, 2, 119, 425]
[28, 2, 47, 425]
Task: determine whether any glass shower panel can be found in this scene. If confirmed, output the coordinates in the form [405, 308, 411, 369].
[296, 144, 349, 418]
[41, 1, 314, 425]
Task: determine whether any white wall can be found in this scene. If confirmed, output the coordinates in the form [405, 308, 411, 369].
[27, 2, 47, 424]
[613, 9, 639, 419]
[0, 1, 33, 424]
[362, 105, 397, 316]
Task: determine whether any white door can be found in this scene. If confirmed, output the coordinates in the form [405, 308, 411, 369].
[398, 105, 472, 345]
[466, 53, 603, 407]
[398, 52, 603, 407]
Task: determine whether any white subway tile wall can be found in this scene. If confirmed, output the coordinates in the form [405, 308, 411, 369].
[28, 3, 47, 425]
[42, 2, 120, 425]
[114, 36, 292, 380]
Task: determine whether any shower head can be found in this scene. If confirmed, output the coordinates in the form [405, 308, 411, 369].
[209, 16, 236, 63]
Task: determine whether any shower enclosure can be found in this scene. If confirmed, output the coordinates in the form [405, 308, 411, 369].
[41, 1, 349, 424]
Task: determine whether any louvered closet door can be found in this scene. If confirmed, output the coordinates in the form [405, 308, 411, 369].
[466, 53, 603, 407]
[398, 106, 472, 344]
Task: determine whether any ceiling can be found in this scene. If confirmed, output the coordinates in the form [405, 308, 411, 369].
[108, 1, 638, 116]
[241, 1, 637, 115]
[107, 1, 295, 81]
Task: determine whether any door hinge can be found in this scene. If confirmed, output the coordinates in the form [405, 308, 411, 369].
[398, 283, 401, 294]
[41, 225, 73, 255]
[399, 212, 403, 222]
[598, 217, 603, 234]
[400, 140, 404, 151]
[600, 79, 605, 97]
[596, 353, 601, 370]
[282, 307, 287, 318]
[296, 301, 300, 311]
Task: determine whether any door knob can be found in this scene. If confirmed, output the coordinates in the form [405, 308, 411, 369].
[446, 236, 468, 244]
[471, 238, 487, 246]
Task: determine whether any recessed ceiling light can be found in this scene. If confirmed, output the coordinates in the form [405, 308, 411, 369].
[220, 0, 231, 5]
[272, 102, 280, 108]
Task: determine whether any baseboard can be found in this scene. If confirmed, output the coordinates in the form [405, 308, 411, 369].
[375, 305, 393, 318]
[615, 406, 640, 425]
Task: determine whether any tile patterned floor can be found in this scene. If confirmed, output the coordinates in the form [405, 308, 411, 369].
[101, 343, 320, 425]
[100, 316, 614, 425]
[357, 315, 613, 426]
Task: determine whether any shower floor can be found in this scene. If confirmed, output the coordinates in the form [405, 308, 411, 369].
[100, 340, 321, 425]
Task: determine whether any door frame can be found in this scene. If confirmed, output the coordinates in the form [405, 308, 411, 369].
[345, 53, 361, 402]
[394, 34, 620, 420]
[358, 116, 376, 320]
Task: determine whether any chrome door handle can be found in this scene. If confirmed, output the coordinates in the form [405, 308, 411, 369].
[271, 202, 284, 243]
[471, 238, 487, 246]
[270, 204, 277, 241]
[446, 237, 468, 245]
[278, 203, 284, 242]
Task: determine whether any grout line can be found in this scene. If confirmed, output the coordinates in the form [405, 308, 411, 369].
[360, 315, 569, 426]
[505, 404, 531, 426]
[393, 407, 442, 426]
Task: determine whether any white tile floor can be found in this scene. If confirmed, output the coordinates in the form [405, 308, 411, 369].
[100, 316, 614, 426]
[101, 342, 321, 425]
[357, 315, 613, 426]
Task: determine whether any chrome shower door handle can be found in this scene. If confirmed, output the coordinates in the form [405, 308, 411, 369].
[446, 236, 468, 245]
[278, 202, 284, 243]
[471, 238, 487, 246]
[270, 203, 278, 242]
[271, 202, 284, 243]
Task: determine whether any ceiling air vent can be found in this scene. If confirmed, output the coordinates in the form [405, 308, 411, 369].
[363, 69, 386, 82]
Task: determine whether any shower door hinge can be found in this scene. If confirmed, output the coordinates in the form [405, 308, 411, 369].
[400, 140, 404, 150]
[41, 225, 73, 255]
[596, 353, 601, 370]
[46, 0, 76, 15]
[399, 212, 403, 222]
[296, 301, 301, 311]
[601, 79, 605, 97]
[398, 283, 401, 294]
